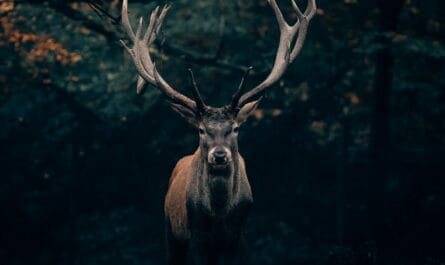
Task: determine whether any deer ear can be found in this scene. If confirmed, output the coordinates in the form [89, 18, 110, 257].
[236, 98, 261, 124]
[169, 103, 200, 128]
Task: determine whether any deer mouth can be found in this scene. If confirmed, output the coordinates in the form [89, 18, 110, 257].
[208, 163, 231, 176]
[208, 153, 231, 169]
[210, 163, 229, 169]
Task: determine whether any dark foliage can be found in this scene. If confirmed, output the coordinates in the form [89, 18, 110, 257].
[1, 0, 444, 264]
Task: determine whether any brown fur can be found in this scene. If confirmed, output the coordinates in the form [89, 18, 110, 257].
[164, 153, 195, 241]
[164, 149, 250, 242]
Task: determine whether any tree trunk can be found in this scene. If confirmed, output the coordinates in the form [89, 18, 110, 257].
[368, 0, 405, 263]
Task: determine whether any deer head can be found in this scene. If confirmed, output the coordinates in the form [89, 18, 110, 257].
[120, 0, 317, 173]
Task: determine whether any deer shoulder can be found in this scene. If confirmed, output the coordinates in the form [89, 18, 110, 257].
[164, 153, 197, 241]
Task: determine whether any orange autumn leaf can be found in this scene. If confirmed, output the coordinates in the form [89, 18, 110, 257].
[0, 2, 14, 13]
[0, 16, 82, 65]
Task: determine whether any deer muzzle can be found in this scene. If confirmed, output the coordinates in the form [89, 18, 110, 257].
[208, 147, 231, 167]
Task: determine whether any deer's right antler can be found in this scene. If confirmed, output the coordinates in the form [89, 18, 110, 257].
[120, 0, 205, 113]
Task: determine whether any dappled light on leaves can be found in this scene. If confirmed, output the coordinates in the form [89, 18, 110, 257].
[27, 38, 82, 65]
[0, 2, 14, 13]
[251, 108, 283, 121]
[0, 16, 82, 66]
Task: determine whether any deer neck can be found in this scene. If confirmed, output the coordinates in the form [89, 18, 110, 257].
[194, 148, 241, 216]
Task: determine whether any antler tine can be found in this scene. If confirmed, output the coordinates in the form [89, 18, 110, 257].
[235, 0, 317, 107]
[304, 0, 317, 19]
[120, 0, 197, 111]
[187, 68, 206, 114]
[142, 6, 159, 44]
[268, 0, 289, 31]
[134, 7, 160, 93]
[289, 0, 317, 62]
[155, 5, 171, 36]
[231, 66, 254, 111]
[121, 0, 135, 41]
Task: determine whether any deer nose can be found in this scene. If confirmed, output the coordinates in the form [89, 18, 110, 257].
[213, 150, 227, 164]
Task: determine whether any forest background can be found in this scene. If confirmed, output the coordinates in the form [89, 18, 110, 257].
[0, 0, 444, 264]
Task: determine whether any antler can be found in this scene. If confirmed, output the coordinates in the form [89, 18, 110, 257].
[233, 0, 317, 109]
[120, 0, 201, 112]
[187, 68, 206, 113]
[231, 66, 254, 111]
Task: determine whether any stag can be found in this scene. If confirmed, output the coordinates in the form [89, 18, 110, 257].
[120, 0, 317, 264]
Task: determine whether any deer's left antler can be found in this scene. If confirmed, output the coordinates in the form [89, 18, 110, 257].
[231, 0, 317, 111]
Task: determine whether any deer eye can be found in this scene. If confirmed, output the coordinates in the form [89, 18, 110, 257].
[199, 128, 205, 135]
[233, 126, 239, 133]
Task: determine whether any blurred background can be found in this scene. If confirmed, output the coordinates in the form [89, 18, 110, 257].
[1, 0, 444, 264]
